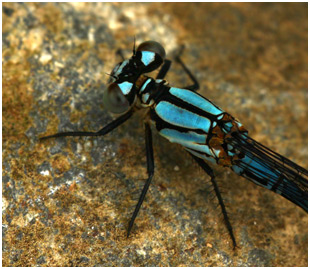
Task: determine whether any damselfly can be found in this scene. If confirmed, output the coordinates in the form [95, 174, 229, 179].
[41, 40, 308, 248]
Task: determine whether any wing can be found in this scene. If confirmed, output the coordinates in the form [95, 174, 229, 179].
[228, 132, 308, 212]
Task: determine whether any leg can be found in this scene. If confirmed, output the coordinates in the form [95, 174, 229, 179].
[39, 109, 133, 140]
[156, 46, 199, 92]
[127, 122, 154, 237]
[190, 153, 237, 249]
[156, 59, 172, 80]
[174, 45, 199, 91]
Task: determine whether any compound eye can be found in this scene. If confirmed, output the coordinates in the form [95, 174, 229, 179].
[103, 83, 130, 114]
[137, 41, 166, 60]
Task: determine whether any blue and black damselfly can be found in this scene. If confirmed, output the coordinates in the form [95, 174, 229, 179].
[40, 40, 308, 248]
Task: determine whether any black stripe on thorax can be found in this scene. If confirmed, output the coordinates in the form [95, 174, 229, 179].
[154, 85, 222, 122]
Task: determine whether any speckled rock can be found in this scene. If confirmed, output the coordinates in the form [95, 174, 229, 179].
[3, 2, 307, 266]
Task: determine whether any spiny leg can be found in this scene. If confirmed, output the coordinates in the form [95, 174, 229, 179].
[127, 122, 154, 237]
[174, 45, 199, 91]
[40, 109, 133, 140]
[189, 153, 237, 249]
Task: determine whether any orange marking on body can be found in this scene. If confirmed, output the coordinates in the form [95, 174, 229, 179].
[208, 113, 248, 167]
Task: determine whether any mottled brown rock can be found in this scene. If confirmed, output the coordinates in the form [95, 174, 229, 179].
[3, 2, 307, 266]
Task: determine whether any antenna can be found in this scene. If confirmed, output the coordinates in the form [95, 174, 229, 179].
[133, 36, 136, 55]
[105, 72, 117, 80]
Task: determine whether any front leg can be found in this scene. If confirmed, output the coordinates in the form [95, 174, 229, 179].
[39, 109, 133, 140]
[127, 122, 155, 237]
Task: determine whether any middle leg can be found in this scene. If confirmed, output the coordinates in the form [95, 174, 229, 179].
[190, 153, 237, 249]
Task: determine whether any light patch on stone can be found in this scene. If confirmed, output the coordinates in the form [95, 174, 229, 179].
[26, 212, 39, 223]
[137, 249, 146, 257]
[48, 185, 61, 196]
[40, 92, 48, 101]
[88, 27, 95, 43]
[39, 53, 52, 65]
[54, 61, 64, 68]
[40, 170, 50, 176]
[77, 143, 83, 153]
[174, 165, 180, 171]
[23, 29, 44, 52]
[124, 9, 136, 19]
[2, 197, 8, 212]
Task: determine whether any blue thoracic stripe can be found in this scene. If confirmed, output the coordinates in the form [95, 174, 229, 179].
[140, 78, 152, 93]
[142, 93, 150, 103]
[186, 148, 217, 164]
[169, 87, 223, 116]
[160, 128, 206, 144]
[155, 101, 211, 133]
[159, 128, 214, 157]
[141, 51, 155, 66]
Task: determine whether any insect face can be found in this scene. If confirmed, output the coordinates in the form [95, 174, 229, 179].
[104, 41, 166, 114]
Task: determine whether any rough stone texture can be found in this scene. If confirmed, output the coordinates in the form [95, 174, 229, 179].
[3, 2, 307, 266]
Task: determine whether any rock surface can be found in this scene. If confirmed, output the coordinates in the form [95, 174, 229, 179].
[3, 2, 307, 266]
